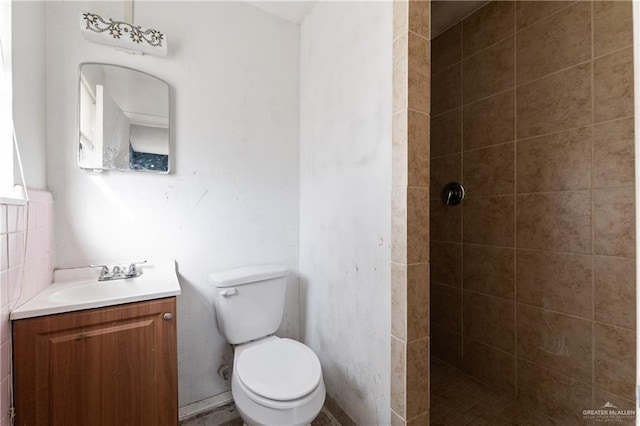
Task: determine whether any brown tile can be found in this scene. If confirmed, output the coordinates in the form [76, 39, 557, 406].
[516, 1, 577, 30]
[407, 110, 429, 187]
[594, 323, 636, 401]
[392, 187, 430, 264]
[463, 1, 515, 58]
[463, 90, 515, 151]
[430, 155, 461, 200]
[595, 187, 635, 258]
[595, 256, 636, 330]
[431, 283, 462, 332]
[432, 64, 461, 115]
[595, 47, 634, 123]
[408, 0, 429, 38]
[324, 395, 355, 426]
[516, 249, 592, 318]
[216, 418, 243, 426]
[430, 200, 461, 243]
[517, 304, 592, 382]
[391, 410, 405, 426]
[516, 2, 591, 85]
[407, 187, 429, 264]
[393, 0, 408, 40]
[463, 196, 515, 247]
[431, 108, 461, 158]
[463, 338, 516, 393]
[391, 337, 407, 417]
[517, 191, 591, 253]
[407, 32, 430, 114]
[463, 244, 514, 300]
[432, 23, 461, 74]
[406, 338, 429, 418]
[407, 263, 429, 341]
[517, 126, 591, 193]
[393, 33, 408, 115]
[430, 241, 462, 287]
[392, 188, 408, 263]
[517, 63, 591, 139]
[311, 411, 335, 426]
[463, 37, 515, 103]
[463, 291, 515, 352]
[392, 110, 409, 188]
[517, 359, 592, 425]
[407, 411, 429, 425]
[594, 0, 633, 58]
[431, 324, 462, 368]
[392, 262, 407, 340]
[463, 143, 514, 196]
[594, 118, 635, 188]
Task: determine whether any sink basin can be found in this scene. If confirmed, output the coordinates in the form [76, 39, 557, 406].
[11, 261, 181, 320]
[49, 280, 153, 304]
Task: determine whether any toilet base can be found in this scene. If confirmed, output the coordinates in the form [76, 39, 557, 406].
[236, 400, 316, 426]
[232, 374, 325, 426]
[242, 422, 310, 426]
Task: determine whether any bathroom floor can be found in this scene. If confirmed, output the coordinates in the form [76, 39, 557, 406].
[430, 359, 555, 425]
[180, 407, 341, 426]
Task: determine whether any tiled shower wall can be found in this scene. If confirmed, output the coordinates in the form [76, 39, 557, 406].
[0, 190, 53, 426]
[430, 1, 636, 423]
[391, 0, 431, 424]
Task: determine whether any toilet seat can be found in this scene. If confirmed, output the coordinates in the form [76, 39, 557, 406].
[236, 338, 322, 402]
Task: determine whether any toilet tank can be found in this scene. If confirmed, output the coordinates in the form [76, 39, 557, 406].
[209, 265, 288, 345]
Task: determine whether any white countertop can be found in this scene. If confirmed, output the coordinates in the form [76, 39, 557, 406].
[11, 261, 181, 320]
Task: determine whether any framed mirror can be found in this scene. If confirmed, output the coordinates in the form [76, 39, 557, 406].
[78, 63, 170, 173]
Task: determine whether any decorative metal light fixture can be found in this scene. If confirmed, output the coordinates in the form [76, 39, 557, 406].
[79, 11, 168, 57]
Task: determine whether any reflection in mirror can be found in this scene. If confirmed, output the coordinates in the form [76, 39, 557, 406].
[78, 63, 170, 173]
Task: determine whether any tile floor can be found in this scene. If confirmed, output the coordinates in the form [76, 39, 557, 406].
[181, 407, 340, 426]
[430, 358, 556, 425]
[183, 359, 563, 426]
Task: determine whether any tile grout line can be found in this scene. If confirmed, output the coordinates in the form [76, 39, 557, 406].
[459, 15, 465, 375]
[512, 0, 519, 398]
[590, 0, 597, 411]
[462, 334, 596, 390]
[432, 108, 633, 151]
[429, 238, 636, 261]
[429, 184, 634, 199]
[515, 0, 578, 35]
[455, 0, 578, 68]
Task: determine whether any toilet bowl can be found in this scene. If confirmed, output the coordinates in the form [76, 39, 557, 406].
[231, 336, 325, 426]
[209, 265, 326, 426]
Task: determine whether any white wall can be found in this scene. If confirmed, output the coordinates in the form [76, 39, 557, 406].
[45, 1, 300, 406]
[0, 0, 12, 197]
[12, 1, 47, 190]
[299, 2, 392, 423]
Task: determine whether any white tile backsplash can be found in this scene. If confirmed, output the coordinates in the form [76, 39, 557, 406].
[0, 307, 8, 345]
[0, 236, 6, 272]
[0, 206, 6, 235]
[6, 205, 23, 234]
[7, 233, 23, 269]
[0, 190, 54, 423]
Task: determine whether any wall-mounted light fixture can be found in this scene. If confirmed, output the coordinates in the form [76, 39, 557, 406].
[79, 11, 167, 57]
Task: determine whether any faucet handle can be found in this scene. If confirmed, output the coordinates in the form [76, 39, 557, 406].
[89, 264, 111, 278]
[126, 260, 147, 276]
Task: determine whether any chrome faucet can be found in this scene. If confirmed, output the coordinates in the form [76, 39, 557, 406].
[90, 261, 147, 281]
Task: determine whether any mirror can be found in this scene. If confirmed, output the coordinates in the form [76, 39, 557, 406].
[78, 63, 170, 173]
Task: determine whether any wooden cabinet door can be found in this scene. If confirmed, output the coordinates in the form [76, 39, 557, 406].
[13, 297, 177, 426]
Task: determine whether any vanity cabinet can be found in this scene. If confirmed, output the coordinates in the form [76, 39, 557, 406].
[12, 297, 178, 426]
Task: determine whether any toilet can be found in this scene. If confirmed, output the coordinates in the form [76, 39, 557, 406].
[210, 265, 325, 426]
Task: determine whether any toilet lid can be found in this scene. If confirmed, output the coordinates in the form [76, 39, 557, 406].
[236, 338, 322, 401]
